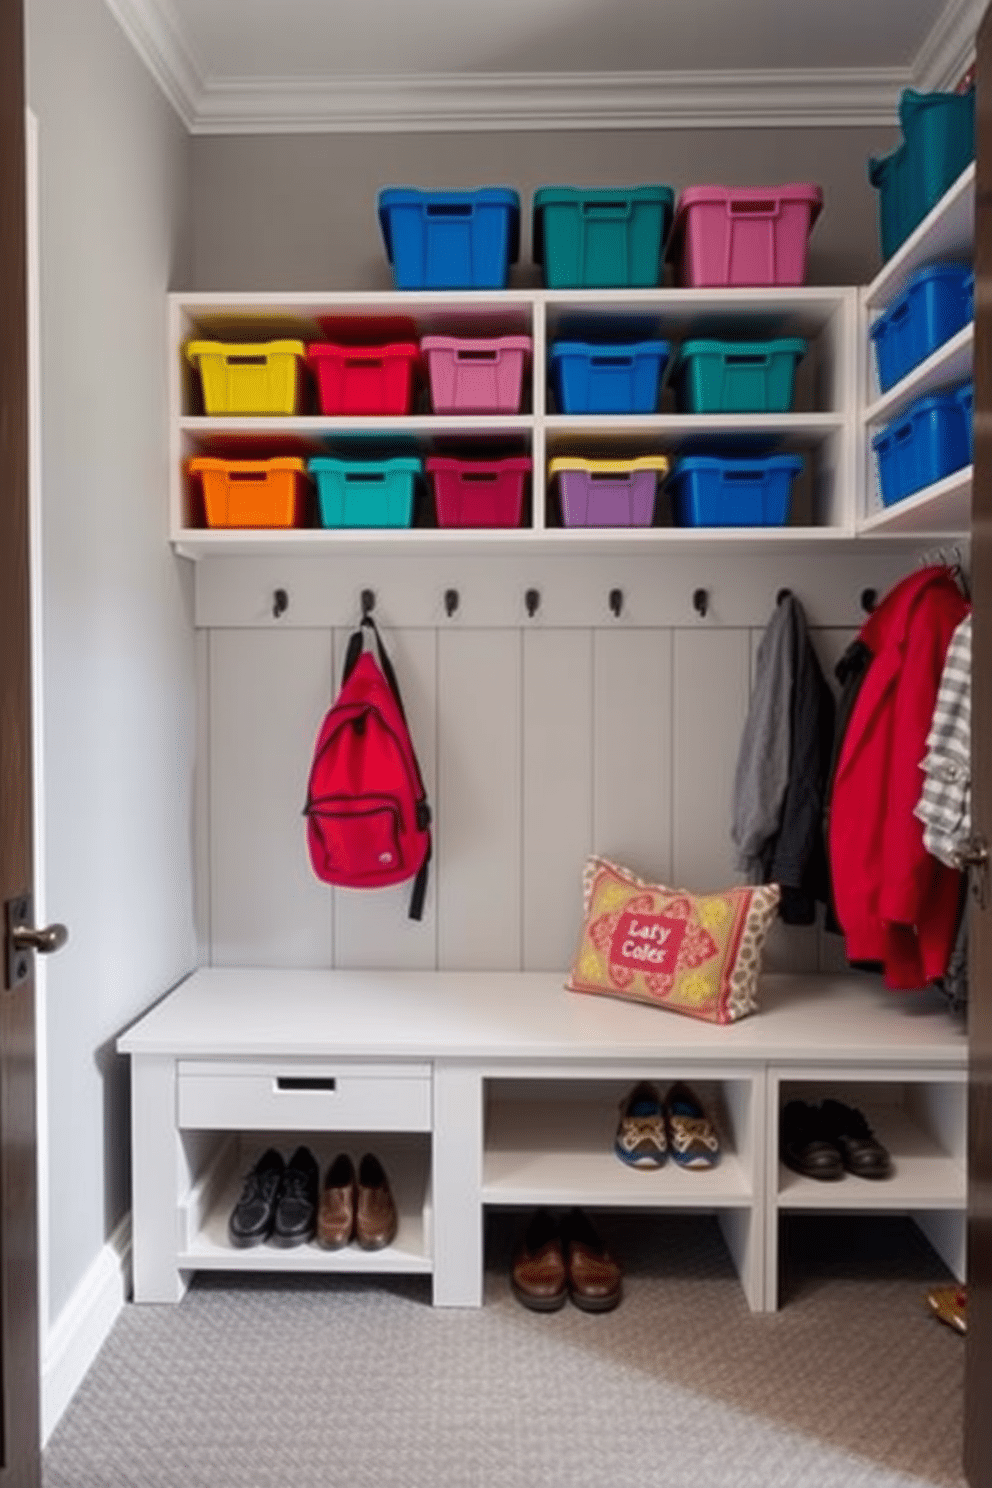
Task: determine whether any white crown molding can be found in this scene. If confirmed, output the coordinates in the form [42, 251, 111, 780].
[188, 67, 910, 134]
[913, 0, 984, 90]
[103, 0, 201, 128]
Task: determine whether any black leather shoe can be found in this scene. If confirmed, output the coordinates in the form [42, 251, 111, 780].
[271, 1145, 320, 1246]
[228, 1148, 284, 1247]
[819, 1099, 892, 1179]
[780, 1100, 843, 1181]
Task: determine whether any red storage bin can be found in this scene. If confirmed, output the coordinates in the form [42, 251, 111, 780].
[307, 341, 419, 415]
[668, 183, 823, 287]
[426, 456, 530, 528]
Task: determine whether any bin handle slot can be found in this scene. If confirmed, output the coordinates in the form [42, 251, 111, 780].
[455, 349, 499, 362]
[727, 198, 779, 217]
[889, 301, 911, 324]
[225, 354, 269, 366]
[460, 472, 498, 483]
[894, 424, 914, 443]
[725, 354, 769, 367]
[581, 200, 633, 219]
[426, 202, 473, 217]
[590, 355, 634, 368]
[344, 356, 386, 368]
[722, 470, 764, 483]
[276, 1076, 337, 1091]
[227, 470, 269, 482]
[344, 472, 386, 483]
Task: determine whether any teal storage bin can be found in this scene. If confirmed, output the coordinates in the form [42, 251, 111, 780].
[869, 89, 975, 261]
[532, 186, 675, 288]
[309, 457, 420, 529]
[671, 338, 807, 414]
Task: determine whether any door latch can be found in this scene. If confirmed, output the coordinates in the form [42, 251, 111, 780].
[960, 835, 991, 910]
[5, 893, 68, 990]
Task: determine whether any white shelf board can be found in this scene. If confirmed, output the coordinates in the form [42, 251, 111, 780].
[858, 465, 972, 536]
[181, 415, 536, 438]
[483, 1097, 751, 1207]
[777, 1106, 966, 1210]
[864, 164, 975, 311]
[865, 324, 974, 426]
[545, 413, 844, 438]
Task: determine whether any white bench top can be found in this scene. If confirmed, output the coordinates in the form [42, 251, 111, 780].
[117, 968, 966, 1068]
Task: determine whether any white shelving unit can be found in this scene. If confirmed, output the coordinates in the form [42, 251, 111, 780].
[171, 285, 859, 556]
[859, 163, 975, 537]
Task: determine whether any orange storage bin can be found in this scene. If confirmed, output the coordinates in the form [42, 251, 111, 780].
[187, 457, 308, 529]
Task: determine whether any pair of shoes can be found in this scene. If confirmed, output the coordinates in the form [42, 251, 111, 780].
[317, 1152, 398, 1251]
[614, 1081, 720, 1170]
[228, 1146, 319, 1248]
[780, 1099, 892, 1181]
[927, 1284, 967, 1335]
[511, 1207, 622, 1314]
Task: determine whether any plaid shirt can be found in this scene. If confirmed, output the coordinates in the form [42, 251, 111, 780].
[914, 614, 971, 868]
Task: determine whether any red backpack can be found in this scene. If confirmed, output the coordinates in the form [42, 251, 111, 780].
[304, 616, 431, 919]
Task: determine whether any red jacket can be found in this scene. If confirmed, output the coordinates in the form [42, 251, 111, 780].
[828, 566, 969, 989]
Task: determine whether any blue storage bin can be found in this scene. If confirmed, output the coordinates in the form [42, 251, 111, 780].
[964, 270, 974, 321]
[666, 455, 802, 527]
[549, 340, 670, 413]
[870, 262, 973, 393]
[377, 188, 520, 290]
[309, 456, 421, 528]
[956, 380, 973, 462]
[871, 389, 969, 506]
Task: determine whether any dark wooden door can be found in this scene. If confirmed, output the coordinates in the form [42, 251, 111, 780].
[0, 0, 41, 1482]
[966, 8, 992, 1484]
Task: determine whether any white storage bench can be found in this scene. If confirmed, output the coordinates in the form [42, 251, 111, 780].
[118, 968, 966, 1312]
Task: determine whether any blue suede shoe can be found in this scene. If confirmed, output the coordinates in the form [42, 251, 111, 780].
[614, 1082, 667, 1169]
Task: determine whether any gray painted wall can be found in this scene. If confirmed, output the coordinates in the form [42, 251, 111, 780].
[187, 123, 899, 291]
[26, 0, 196, 1326]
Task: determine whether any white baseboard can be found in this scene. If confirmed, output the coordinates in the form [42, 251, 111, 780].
[41, 1216, 132, 1445]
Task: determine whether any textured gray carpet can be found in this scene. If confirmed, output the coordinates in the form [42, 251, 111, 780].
[43, 1213, 966, 1488]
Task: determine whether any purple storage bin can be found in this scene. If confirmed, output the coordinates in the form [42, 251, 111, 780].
[548, 457, 668, 527]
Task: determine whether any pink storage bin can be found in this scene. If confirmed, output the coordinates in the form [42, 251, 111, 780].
[669, 183, 823, 287]
[421, 335, 531, 413]
[426, 455, 530, 527]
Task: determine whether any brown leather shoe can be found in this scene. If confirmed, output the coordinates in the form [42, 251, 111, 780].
[562, 1207, 622, 1312]
[511, 1208, 568, 1311]
[354, 1153, 398, 1250]
[317, 1152, 355, 1249]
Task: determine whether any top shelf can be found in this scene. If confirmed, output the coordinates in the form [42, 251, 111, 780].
[864, 163, 975, 311]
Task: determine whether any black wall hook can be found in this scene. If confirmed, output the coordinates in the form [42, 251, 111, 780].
[608, 588, 624, 619]
[272, 588, 289, 619]
[525, 588, 541, 618]
[776, 587, 792, 606]
[692, 588, 709, 618]
[860, 587, 877, 615]
[360, 588, 376, 619]
[444, 588, 460, 618]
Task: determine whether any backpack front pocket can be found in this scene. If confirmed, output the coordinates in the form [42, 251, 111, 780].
[307, 797, 405, 880]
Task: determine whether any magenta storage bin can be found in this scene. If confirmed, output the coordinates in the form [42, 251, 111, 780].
[421, 335, 531, 413]
[426, 455, 530, 528]
[669, 183, 823, 287]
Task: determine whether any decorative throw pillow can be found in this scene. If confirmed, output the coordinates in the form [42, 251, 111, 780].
[565, 857, 780, 1024]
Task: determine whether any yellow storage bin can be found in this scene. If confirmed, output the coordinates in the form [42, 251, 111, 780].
[186, 340, 307, 415]
[188, 457, 308, 529]
[549, 455, 669, 528]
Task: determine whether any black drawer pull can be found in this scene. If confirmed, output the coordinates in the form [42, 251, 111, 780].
[276, 1076, 337, 1091]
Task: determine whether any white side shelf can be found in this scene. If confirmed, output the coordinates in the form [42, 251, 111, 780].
[863, 163, 975, 311]
[859, 465, 972, 536]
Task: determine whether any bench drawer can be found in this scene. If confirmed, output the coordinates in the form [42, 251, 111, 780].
[177, 1062, 432, 1132]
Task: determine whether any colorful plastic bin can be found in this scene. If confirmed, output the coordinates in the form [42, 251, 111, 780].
[532, 187, 675, 288]
[186, 340, 306, 416]
[668, 184, 823, 288]
[957, 381, 974, 462]
[309, 457, 420, 529]
[187, 457, 308, 529]
[377, 188, 520, 290]
[549, 456, 669, 527]
[421, 335, 531, 413]
[549, 341, 670, 414]
[667, 455, 802, 527]
[869, 263, 973, 393]
[307, 342, 419, 415]
[869, 90, 975, 261]
[426, 455, 530, 528]
[671, 338, 807, 414]
[871, 388, 970, 506]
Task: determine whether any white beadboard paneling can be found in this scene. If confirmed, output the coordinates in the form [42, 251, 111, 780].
[592, 627, 673, 882]
[437, 630, 522, 969]
[210, 628, 333, 966]
[331, 625, 438, 968]
[672, 628, 750, 891]
[523, 629, 594, 970]
[194, 629, 211, 962]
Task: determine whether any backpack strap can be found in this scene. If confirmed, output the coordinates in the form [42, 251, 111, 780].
[408, 841, 431, 922]
[342, 616, 409, 724]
